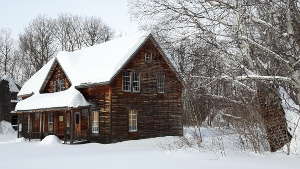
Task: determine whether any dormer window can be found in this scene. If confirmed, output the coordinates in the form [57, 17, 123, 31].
[144, 52, 153, 63]
[55, 79, 65, 92]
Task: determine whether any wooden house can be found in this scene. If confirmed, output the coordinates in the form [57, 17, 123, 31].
[15, 32, 184, 143]
[0, 76, 19, 128]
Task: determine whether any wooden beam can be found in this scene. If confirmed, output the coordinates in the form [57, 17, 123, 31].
[70, 110, 74, 144]
[64, 110, 67, 143]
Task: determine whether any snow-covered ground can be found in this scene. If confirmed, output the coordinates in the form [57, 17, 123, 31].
[0, 124, 299, 169]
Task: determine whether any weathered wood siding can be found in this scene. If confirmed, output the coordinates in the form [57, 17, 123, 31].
[79, 85, 112, 143]
[41, 62, 71, 93]
[110, 38, 183, 142]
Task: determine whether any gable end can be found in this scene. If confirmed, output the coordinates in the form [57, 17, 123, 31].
[40, 60, 72, 93]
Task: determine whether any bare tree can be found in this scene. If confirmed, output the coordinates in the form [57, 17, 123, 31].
[19, 15, 57, 72]
[129, 0, 300, 152]
[0, 29, 14, 75]
[82, 17, 113, 46]
[54, 14, 113, 51]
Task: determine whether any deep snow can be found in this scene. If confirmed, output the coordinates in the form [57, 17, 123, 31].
[0, 127, 299, 169]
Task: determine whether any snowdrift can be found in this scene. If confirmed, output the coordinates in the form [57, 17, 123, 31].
[0, 121, 16, 135]
[40, 135, 62, 145]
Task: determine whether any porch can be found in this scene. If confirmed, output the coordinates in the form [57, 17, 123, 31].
[18, 108, 91, 144]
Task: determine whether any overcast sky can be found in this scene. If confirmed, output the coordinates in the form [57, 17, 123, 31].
[0, 0, 139, 37]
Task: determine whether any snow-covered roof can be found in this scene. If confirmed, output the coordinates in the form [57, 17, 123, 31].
[15, 87, 90, 111]
[18, 58, 55, 97]
[0, 75, 19, 93]
[18, 31, 152, 97]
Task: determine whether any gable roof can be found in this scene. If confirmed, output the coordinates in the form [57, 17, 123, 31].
[18, 31, 182, 97]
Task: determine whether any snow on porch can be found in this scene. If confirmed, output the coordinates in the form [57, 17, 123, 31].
[15, 87, 90, 111]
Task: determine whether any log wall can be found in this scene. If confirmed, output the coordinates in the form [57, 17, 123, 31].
[41, 62, 71, 93]
[110, 38, 183, 142]
[79, 85, 112, 143]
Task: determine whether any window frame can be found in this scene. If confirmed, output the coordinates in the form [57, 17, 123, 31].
[91, 111, 99, 134]
[122, 71, 131, 92]
[157, 72, 165, 93]
[55, 79, 65, 92]
[122, 71, 141, 93]
[144, 52, 153, 63]
[132, 72, 140, 93]
[48, 113, 54, 132]
[128, 109, 138, 132]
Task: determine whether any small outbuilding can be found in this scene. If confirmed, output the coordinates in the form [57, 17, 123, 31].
[0, 76, 20, 128]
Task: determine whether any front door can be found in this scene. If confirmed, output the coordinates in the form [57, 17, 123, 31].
[58, 114, 64, 136]
[74, 112, 81, 137]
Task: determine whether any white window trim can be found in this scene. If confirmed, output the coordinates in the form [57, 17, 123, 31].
[91, 111, 99, 134]
[122, 71, 132, 92]
[144, 52, 153, 63]
[132, 72, 140, 93]
[55, 79, 65, 92]
[157, 73, 165, 93]
[129, 110, 138, 132]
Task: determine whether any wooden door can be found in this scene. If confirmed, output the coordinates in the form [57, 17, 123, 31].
[74, 112, 81, 137]
[57, 114, 64, 136]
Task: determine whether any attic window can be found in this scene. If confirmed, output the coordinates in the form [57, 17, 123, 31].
[144, 52, 153, 63]
[55, 79, 65, 92]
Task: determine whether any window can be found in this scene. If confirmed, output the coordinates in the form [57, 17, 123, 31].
[55, 79, 65, 92]
[129, 110, 137, 132]
[59, 116, 64, 122]
[91, 111, 99, 134]
[122, 71, 140, 92]
[144, 52, 153, 63]
[157, 73, 165, 93]
[122, 71, 131, 92]
[132, 72, 140, 92]
[48, 113, 54, 132]
[75, 113, 80, 124]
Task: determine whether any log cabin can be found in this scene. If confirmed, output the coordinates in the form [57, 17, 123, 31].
[15, 32, 184, 143]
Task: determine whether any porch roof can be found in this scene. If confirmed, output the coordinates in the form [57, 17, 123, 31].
[15, 87, 90, 112]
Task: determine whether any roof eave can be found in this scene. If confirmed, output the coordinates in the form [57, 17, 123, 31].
[15, 105, 91, 113]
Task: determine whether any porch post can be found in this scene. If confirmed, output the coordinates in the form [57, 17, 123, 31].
[70, 110, 74, 144]
[39, 112, 42, 140]
[87, 108, 90, 138]
[28, 113, 31, 141]
[17, 114, 20, 138]
[63, 110, 67, 144]
[40, 112, 45, 140]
